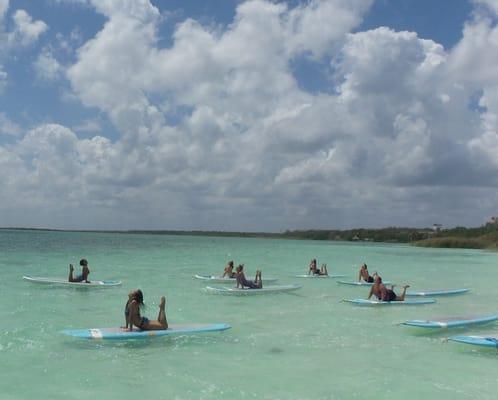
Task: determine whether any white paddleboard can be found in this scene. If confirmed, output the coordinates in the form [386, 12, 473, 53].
[23, 275, 122, 287]
[205, 284, 302, 295]
[194, 274, 278, 284]
[338, 280, 391, 286]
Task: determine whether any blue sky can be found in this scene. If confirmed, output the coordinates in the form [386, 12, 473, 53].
[1, 0, 498, 231]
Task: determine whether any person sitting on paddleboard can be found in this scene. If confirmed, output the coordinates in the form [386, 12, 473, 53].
[123, 289, 168, 331]
[236, 264, 263, 289]
[358, 263, 375, 283]
[309, 259, 328, 276]
[367, 274, 384, 300]
[222, 260, 237, 278]
[68, 258, 90, 283]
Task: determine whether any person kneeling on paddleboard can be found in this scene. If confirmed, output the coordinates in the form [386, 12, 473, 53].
[123, 289, 168, 331]
[236, 265, 263, 289]
[68, 259, 90, 283]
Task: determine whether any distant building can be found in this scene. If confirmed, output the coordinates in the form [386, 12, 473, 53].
[487, 217, 498, 226]
[432, 224, 442, 232]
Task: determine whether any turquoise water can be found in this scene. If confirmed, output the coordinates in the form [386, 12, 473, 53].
[2, 229, 498, 399]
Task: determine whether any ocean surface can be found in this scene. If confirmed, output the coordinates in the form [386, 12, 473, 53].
[1, 229, 498, 400]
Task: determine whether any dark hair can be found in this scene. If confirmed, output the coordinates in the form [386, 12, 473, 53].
[132, 289, 144, 306]
[80, 259, 88, 266]
[229, 261, 234, 266]
[237, 264, 244, 271]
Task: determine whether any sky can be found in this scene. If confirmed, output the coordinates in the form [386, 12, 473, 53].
[1, 0, 498, 232]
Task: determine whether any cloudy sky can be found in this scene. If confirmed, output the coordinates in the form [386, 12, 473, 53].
[1, 0, 498, 231]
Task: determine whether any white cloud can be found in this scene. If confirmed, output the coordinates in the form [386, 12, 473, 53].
[473, 0, 498, 16]
[0, 66, 6, 92]
[4, 0, 498, 230]
[33, 47, 63, 80]
[0, 112, 21, 136]
[9, 9, 48, 46]
[72, 119, 102, 133]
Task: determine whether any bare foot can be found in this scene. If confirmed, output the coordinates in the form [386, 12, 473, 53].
[403, 285, 410, 289]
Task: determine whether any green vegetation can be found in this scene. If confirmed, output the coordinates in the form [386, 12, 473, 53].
[281, 227, 432, 243]
[414, 224, 498, 249]
[3, 224, 498, 249]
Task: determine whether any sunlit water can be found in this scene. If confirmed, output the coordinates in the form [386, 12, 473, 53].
[1, 229, 498, 399]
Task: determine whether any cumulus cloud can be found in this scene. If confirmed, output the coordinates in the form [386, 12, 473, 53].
[33, 47, 63, 80]
[8, 9, 48, 46]
[3, 0, 498, 230]
[0, 2, 47, 90]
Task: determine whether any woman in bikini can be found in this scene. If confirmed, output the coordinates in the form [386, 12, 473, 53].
[358, 263, 374, 283]
[123, 289, 168, 331]
[68, 259, 90, 283]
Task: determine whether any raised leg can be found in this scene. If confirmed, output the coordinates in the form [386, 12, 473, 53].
[145, 296, 168, 330]
[68, 264, 75, 282]
[396, 285, 410, 301]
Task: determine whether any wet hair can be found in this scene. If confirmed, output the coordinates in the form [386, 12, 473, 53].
[228, 261, 234, 266]
[80, 259, 88, 266]
[237, 264, 244, 271]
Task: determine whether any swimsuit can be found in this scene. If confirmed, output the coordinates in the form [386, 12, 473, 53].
[139, 317, 149, 329]
[385, 289, 397, 302]
[367, 276, 374, 283]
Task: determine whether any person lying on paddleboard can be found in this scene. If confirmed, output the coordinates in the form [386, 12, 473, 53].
[122, 289, 168, 331]
[308, 259, 328, 275]
[222, 260, 237, 278]
[235, 264, 263, 289]
[68, 258, 90, 283]
[358, 263, 375, 283]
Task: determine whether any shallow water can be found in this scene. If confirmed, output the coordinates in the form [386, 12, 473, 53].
[1, 230, 498, 399]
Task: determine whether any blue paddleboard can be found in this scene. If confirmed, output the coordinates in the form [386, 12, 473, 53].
[448, 334, 498, 348]
[338, 280, 391, 286]
[406, 288, 470, 297]
[344, 298, 436, 306]
[402, 315, 498, 329]
[62, 323, 231, 340]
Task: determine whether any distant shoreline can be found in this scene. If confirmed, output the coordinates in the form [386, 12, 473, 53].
[0, 226, 432, 242]
[3, 225, 497, 249]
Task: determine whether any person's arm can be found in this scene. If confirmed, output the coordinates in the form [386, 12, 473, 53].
[367, 286, 374, 299]
[128, 301, 142, 331]
[358, 269, 362, 282]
